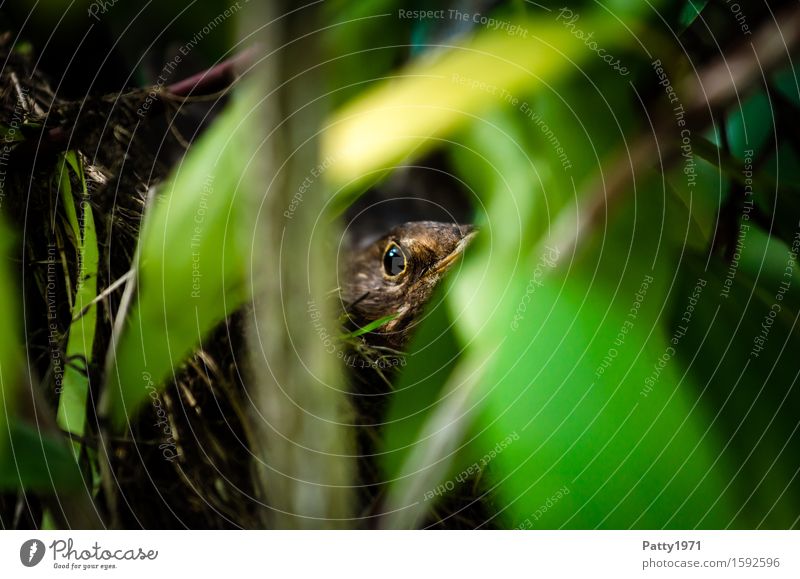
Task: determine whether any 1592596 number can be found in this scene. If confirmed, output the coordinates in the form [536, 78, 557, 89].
[735, 557, 780, 568]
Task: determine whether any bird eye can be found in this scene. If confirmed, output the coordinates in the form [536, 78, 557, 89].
[383, 242, 407, 277]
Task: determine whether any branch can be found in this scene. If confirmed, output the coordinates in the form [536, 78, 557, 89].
[543, 3, 800, 268]
[165, 45, 258, 98]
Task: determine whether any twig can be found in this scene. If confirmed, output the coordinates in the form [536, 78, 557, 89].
[72, 270, 134, 322]
[96, 184, 158, 528]
[8, 47, 258, 165]
[165, 45, 258, 98]
[543, 3, 800, 269]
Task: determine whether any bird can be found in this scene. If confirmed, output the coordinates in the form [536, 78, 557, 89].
[340, 221, 476, 350]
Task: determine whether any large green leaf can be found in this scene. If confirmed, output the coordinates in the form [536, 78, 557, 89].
[481, 188, 737, 529]
[380, 104, 544, 521]
[381, 287, 462, 479]
[322, 4, 652, 201]
[0, 422, 83, 492]
[103, 88, 258, 428]
[664, 254, 800, 528]
[379, 16, 670, 522]
[55, 152, 98, 444]
[0, 221, 80, 494]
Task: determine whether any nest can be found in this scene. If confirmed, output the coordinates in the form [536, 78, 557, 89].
[0, 37, 265, 529]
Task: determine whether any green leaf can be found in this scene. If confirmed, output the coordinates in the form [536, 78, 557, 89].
[482, 189, 736, 529]
[772, 63, 800, 108]
[322, 0, 412, 108]
[381, 288, 462, 480]
[737, 226, 800, 315]
[759, 144, 800, 250]
[0, 123, 25, 143]
[667, 253, 800, 527]
[668, 153, 729, 244]
[103, 87, 258, 429]
[0, 422, 83, 492]
[380, 103, 544, 524]
[678, 0, 709, 32]
[55, 152, 99, 444]
[339, 313, 397, 340]
[380, 42, 662, 523]
[322, 5, 652, 201]
[726, 88, 773, 160]
[0, 218, 20, 457]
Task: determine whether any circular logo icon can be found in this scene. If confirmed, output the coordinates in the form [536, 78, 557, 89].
[19, 539, 46, 567]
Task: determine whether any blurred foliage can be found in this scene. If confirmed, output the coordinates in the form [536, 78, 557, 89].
[0, 423, 83, 492]
[322, 3, 651, 198]
[0, 219, 81, 493]
[102, 87, 257, 428]
[0, 219, 17, 459]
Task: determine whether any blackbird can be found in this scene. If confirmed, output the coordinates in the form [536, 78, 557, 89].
[341, 221, 476, 349]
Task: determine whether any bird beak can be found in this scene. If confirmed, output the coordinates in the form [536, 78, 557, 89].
[432, 227, 478, 275]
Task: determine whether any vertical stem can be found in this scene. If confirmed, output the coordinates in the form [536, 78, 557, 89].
[242, 2, 354, 528]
